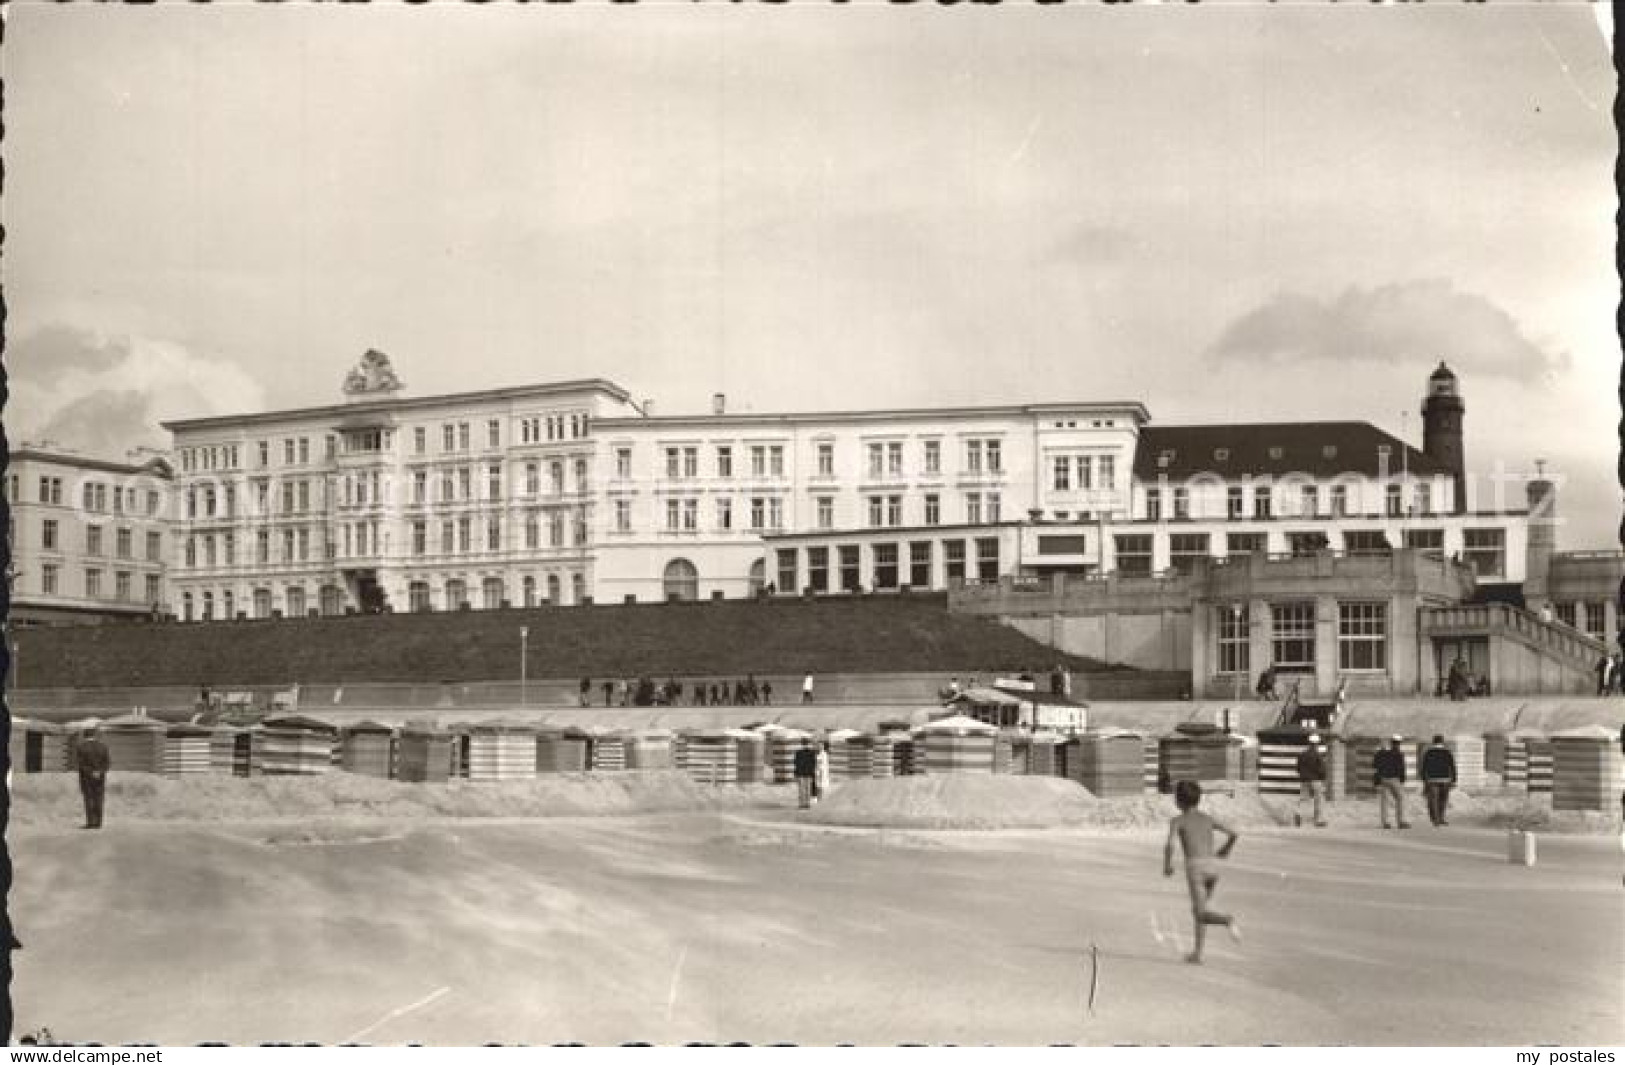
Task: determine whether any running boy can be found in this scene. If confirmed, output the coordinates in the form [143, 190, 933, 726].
[1163, 780, 1242, 964]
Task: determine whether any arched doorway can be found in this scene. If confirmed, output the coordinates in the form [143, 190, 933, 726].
[663, 558, 699, 602]
[747, 559, 766, 597]
[546, 574, 561, 605]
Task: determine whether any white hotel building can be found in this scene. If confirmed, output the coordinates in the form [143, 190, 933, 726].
[158, 353, 1532, 620]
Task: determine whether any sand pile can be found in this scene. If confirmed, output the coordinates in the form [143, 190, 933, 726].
[8, 770, 780, 827]
[803, 775, 1098, 830]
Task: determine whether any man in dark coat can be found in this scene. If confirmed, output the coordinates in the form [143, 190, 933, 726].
[1373, 735, 1411, 829]
[1294, 735, 1329, 828]
[1420, 735, 1458, 826]
[792, 739, 817, 809]
[1596, 654, 1613, 697]
[76, 725, 112, 829]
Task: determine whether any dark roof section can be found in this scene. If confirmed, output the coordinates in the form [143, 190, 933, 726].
[1134, 422, 1448, 481]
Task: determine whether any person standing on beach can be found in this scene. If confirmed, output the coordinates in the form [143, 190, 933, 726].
[802, 673, 815, 704]
[793, 739, 817, 809]
[1163, 780, 1242, 965]
[1374, 735, 1412, 829]
[75, 725, 111, 829]
[814, 741, 830, 803]
[1421, 735, 1458, 826]
[1294, 735, 1329, 827]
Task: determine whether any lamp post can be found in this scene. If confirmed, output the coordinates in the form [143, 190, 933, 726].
[519, 625, 529, 708]
[1230, 604, 1244, 731]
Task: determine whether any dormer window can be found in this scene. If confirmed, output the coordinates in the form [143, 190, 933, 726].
[1322, 445, 1338, 459]
[1214, 448, 1230, 462]
[1377, 444, 1392, 457]
[1268, 446, 1284, 460]
[1157, 449, 1176, 468]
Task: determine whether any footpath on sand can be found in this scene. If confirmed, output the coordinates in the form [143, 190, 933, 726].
[12, 770, 1618, 836]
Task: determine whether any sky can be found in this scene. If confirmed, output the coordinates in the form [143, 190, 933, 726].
[4, 4, 1617, 547]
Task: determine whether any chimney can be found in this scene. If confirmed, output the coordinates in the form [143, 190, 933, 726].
[642, 399, 655, 418]
[713, 392, 727, 416]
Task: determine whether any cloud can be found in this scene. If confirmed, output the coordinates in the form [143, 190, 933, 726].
[5, 326, 267, 459]
[1206, 280, 1569, 384]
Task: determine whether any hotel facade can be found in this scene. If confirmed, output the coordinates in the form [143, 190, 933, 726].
[151, 353, 1570, 637]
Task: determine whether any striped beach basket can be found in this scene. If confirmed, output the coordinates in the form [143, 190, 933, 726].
[163, 724, 215, 777]
[918, 715, 997, 775]
[341, 722, 397, 779]
[1551, 728, 1625, 812]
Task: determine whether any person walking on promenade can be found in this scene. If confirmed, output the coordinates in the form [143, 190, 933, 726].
[602, 679, 614, 707]
[802, 673, 815, 704]
[1163, 780, 1242, 965]
[1294, 735, 1329, 827]
[1597, 654, 1613, 697]
[793, 739, 817, 809]
[75, 724, 111, 829]
[1421, 735, 1458, 826]
[814, 741, 830, 804]
[580, 677, 593, 708]
[1374, 735, 1412, 829]
[1611, 652, 1624, 695]
[762, 679, 773, 705]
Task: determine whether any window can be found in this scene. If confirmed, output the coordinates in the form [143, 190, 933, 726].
[524, 514, 540, 549]
[458, 467, 472, 501]
[751, 446, 767, 478]
[1253, 486, 1272, 519]
[202, 591, 215, 621]
[976, 537, 1000, 580]
[488, 420, 501, 449]
[666, 448, 682, 480]
[909, 541, 932, 588]
[816, 496, 834, 530]
[807, 547, 829, 593]
[550, 462, 565, 496]
[1217, 605, 1250, 674]
[41, 564, 58, 595]
[1338, 602, 1387, 671]
[1555, 602, 1577, 629]
[440, 470, 455, 503]
[923, 440, 941, 475]
[1344, 530, 1391, 556]
[965, 440, 983, 473]
[1098, 455, 1115, 490]
[546, 574, 561, 604]
[667, 499, 682, 533]
[615, 500, 631, 533]
[663, 558, 699, 602]
[748, 559, 768, 597]
[408, 582, 431, 613]
[716, 497, 733, 531]
[924, 494, 940, 526]
[777, 548, 798, 594]
[258, 441, 270, 467]
[873, 543, 899, 589]
[458, 423, 470, 451]
[868, 496, 884, 528]
[1404, 528, 1444, 552]
[750, 498, 766, 531]
[1173, 487, 1190, 520]
[886, 495, 903, 527]
[1271, 602, 1317, 668]
[1414, 483, 1432, 515]
[86, 568, 102, 599]
[42, 519, 58, 551]
[816, 443, 833, 477]
[284, 439, 296, 465]
[1145, 488, 1161, 522]
[1385, 484, 1404, 517]
[252, 587, 273, 619]
[414, 427, 427, 454]
[482, 578, 504, 610]
[1115, 534, 1153, 576]
[681, 499, 698, 532]
[411, 470, 427, 505]
[966, 493, 982, 525]
[1053, 457, 1071, 491]
[297, 529, 310, 562]
[767, 498, 783, 530]
[446, 579, 468, 610]
[683, 447, 698, 479]
[1582, 601, 1608, 641]
[1330, 484, 1349, 517]
[412, 521, 427, 556]
[146, 574, 162, 606]
[256, 530, 271, 564]
[986, 493, 1001, 523]
[769, 445, 785, 478]
[487, 517, 502, 551]
[1226, 486, 1244, 520]
[839, 545, 861, 592]
[488, 463, 503, 500]
[1462, 528, 1506, 577]
[145, 531, 162, 561]
[617, 447, 633, 480]
[1287, 531, 1329, 557]
[440, 520, 455, 554]
[320, 584, 344, 616]
[716, 446, 733, 479]
[886, 442, 903, 478]
[1169, 533, 1210, 575]
[986, 440, 1002, 474]
[147, 491, 160, 516]
[1300, 485, 1318, 517]
[521, 576, 537, 608]
[86, 525, 104, 556]
[867, 443, 884, 479]
[457, 517, 472, 553]
[945, 540, 966, 582]
[298, 438, 310, 464]
[1226, 532, 1265, 556]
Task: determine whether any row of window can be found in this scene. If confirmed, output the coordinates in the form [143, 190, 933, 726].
[1049, 454, 1119, 492]
[1553, 601, 1609, 642]
[178, 570, 589, 622]
[30, 520, 163, 561]
[636, 491, 1008, 536]
[1110, 528, 1505, 577]
[1145, 482, 1436, 522]
[1216, 601, 1389, 674]
[8, 475, 164, 516]
[631, 437, 1008, 484]
[31, 564, 161, 604]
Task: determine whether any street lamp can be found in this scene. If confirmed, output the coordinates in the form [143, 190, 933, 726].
[1229, 604, 1245, 731]
[519, 625, 529, 708]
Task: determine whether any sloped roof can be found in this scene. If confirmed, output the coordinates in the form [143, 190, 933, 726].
[1135, 422, 1448, 481]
